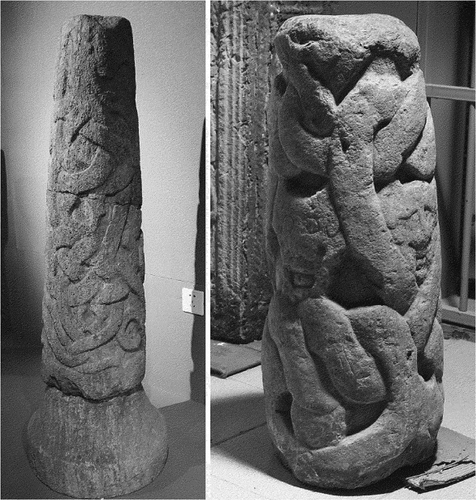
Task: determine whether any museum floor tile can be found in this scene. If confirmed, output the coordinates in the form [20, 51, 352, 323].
[211, 338, 475, 500]
[1, 347, 205, 499]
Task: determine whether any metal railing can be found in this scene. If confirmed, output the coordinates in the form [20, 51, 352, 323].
[427, 83, 475, 317]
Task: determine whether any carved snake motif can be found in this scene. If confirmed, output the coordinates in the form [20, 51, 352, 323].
[263, 14, 444, 488]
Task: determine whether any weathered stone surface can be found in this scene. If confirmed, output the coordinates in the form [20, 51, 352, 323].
[262, 14, 444, 489]
[27, 386, 167, 498]
[26, 15, 167, 498]
[211, 1, 334, 343]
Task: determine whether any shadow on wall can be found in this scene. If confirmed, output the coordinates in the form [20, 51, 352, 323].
[1, 150, 11, 339]
[2, 150, 43, 351]
[190, 122, 206, 405]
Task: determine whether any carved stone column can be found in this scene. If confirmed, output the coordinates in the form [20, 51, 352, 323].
[26, 16, 167, 498]
[263, 14, 444, 489]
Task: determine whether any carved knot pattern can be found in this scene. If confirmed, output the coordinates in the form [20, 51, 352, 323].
[263, 14, 444, 489]
[42, 16, 145, 401]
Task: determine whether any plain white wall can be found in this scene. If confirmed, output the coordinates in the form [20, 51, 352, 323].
[1, 1, 205, 407]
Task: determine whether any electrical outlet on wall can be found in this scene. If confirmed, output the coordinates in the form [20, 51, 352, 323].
[182, 288, 204, 316]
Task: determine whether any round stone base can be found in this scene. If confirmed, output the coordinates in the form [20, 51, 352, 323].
[26, 385, 168, 498]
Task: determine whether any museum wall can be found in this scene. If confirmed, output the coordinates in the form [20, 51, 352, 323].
[1, 1, 205, 406]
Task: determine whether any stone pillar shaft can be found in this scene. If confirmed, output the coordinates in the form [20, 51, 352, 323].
[211, 1, 273, 343]
[26, 16, 167, 498]
[262, 14, 444, 489]
[211, 1, 333, 343]
[42, 14, 144, 401]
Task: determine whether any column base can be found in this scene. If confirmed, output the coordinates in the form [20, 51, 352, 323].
[26, 385, 168, 498]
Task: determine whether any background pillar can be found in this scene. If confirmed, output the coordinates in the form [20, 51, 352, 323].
[211, 1, 334, 343]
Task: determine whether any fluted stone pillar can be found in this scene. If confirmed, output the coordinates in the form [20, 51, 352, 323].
[26, 16, 167, 498]
[211, 0, 334, 343]
[263, 14, 444, 489]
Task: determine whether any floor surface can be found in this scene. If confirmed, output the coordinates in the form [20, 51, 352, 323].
[1, 347, 205, 499]
[211, 338, 475, 500]
[2, 339, 474, 499]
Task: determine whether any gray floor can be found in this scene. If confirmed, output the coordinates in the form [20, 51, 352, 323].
[1, 347, 205, 499]
[211, 338, 475, 500]
[2, 339, 474, 499]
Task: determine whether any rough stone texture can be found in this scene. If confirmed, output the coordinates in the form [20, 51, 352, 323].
[211, 1, 334, 343]
[26, 16, 167, 498]
[262, 14, 444, 489]
[27, 386, 167, 498]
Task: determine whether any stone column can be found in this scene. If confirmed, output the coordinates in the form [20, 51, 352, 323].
[211, 0, 334, 343]
[262, 14, 444, 489]
[26, 16, 167, 498]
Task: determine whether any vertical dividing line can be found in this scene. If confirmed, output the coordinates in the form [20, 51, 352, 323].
[416, 1, 430, 77]
[213, 1, 221, 298]
[458, 101, 474, 312]
[205, 0, 211, 474]
[459, 34, 475, 311]
[235, 7, 244, 300]
[230, 5, 238, 295]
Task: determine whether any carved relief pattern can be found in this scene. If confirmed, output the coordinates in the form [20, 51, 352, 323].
[42, 16, 145, 401]
[263, 15, 444, 488]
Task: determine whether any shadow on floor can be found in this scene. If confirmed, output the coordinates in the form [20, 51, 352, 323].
[213, 391, 410, 497]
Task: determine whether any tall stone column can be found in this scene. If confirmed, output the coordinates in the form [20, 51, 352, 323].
[26, 16, 167, 498]
[262, 14, 444, 489]
[211, 1, 334, 343]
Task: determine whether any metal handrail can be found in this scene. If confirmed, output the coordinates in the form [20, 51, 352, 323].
[426, 84, 475, 103]
[426, 84, 475, 313]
